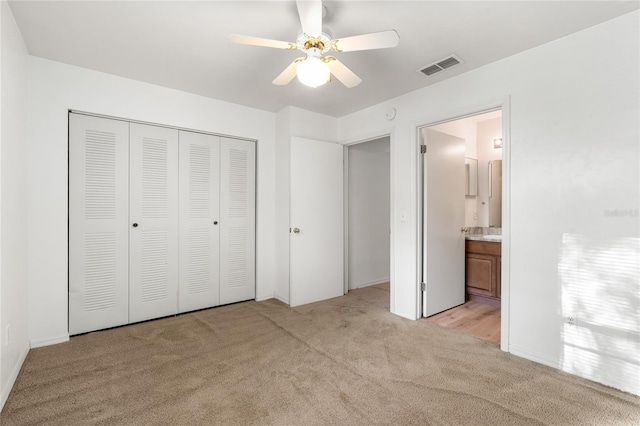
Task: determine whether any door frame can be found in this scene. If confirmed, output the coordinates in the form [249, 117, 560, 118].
[341, 129, 395, 298]
[415, 98, 511, 352]
[343, 135, 392, 295]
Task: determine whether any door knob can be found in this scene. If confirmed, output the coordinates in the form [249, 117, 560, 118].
[213, 221, 218, 225]
[460, 227, 468, 233]
[293, 227, 300, 234]
[132, 223, 139, 228]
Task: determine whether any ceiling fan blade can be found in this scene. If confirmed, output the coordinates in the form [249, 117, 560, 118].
[273, 59, 302, 85]
[296, 0, 322, 37]
[330, 30, 400, 52]
[326, 58, 362, 88]
[229, 34, 297, 50]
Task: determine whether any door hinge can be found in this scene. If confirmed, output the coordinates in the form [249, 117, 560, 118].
[421, 282, 426, 291]
[420, 145, 427, 154]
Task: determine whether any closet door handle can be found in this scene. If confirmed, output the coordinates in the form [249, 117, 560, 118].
[213, 221, 218, 225]
[132, 223, 138, 228]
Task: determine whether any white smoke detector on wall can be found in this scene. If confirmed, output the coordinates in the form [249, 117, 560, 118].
[386, 108, 397, 121]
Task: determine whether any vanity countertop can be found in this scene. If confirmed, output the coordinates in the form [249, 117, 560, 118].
[465, 235, 502, 242]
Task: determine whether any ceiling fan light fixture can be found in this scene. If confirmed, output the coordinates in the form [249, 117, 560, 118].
[296, 56, 330, 88]
[230, 0, 400, 89]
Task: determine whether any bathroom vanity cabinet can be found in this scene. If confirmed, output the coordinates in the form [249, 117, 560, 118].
[465, 240, 501, 305]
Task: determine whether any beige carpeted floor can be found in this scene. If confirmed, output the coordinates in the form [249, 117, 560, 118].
[1, 283, 639, 425]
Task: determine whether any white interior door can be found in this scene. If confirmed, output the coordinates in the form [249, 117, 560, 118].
[290, 137, 344, 307]
[178, 131, 221, 313]
[219, 137, 256, 305]
[69, 114, 129, 335]
[129, 123, 179, 323]
[422, 128, 466, 317]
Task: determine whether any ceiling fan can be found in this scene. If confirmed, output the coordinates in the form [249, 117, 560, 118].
[229, 0, 399, 88]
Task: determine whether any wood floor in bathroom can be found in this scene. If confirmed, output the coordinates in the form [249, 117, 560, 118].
[426, 301, 501, 344]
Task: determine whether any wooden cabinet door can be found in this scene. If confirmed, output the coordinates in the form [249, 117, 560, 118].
[466, 253, 496, 297]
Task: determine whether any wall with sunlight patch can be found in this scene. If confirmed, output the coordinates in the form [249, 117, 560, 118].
[559, 234, 639, 393]
[338, 10, 639, 394]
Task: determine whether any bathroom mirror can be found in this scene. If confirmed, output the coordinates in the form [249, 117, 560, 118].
[488, 160, 502, 227]
[465, 158, 478, 196]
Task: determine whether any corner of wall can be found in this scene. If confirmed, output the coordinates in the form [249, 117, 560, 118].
[288, 107, 339, 142]
[29, 334, 69, 349]
[0, 0, 31, 412]
[0, 345, 28, 412]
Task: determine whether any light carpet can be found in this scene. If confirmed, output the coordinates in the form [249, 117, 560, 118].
[1, 283, 638, 425]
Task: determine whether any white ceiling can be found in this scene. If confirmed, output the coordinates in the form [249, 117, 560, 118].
[8, 1, 639, 117]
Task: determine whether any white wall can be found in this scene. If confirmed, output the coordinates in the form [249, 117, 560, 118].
[27, 57, 277, 347]
[274, 106, 338, 303]
[0, 0, 29, 410]
[348, 137, 390, 289]
[338, 11, 639, 394]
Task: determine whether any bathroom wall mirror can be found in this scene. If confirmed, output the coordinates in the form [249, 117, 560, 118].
[465, 158, 478, 197]
[489, 160, 502, 227]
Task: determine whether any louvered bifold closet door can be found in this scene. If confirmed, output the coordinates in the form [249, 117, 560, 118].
[129, 123, 179, 323]
[219, 138, 256, 304]
[69, 114, 130, 335]
[178, 131, 221, 313]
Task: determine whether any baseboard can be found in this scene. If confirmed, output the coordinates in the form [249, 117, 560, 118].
[255, 293, 273, 302]
[1, 345, 29, 413]
[508, 345, 560, 370]
[509, 344, 639, 396]
[274, 295, 289, 305]
[467, 293, 501, 308]
[30, 334, 69, 349]
[348, 277, 390, 290]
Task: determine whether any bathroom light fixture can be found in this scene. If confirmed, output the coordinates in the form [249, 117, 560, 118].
[296, 56, 330, 88]
[493, 138, 503, 149]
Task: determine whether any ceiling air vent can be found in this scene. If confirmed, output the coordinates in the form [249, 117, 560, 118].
[418, 54, 464, 76]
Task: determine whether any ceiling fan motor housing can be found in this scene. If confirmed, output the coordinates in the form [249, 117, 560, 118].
[306, 46, 323, 58]
[297, 31, 332, 54]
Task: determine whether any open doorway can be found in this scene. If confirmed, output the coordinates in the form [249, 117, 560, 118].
[421, 110, 504, 344]
[345, 137, 391, 295]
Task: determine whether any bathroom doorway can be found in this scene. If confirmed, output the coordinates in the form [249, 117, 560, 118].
[421, 109, 504, 345]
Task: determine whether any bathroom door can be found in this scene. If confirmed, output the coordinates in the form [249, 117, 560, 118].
[421, 128, 466, 317]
